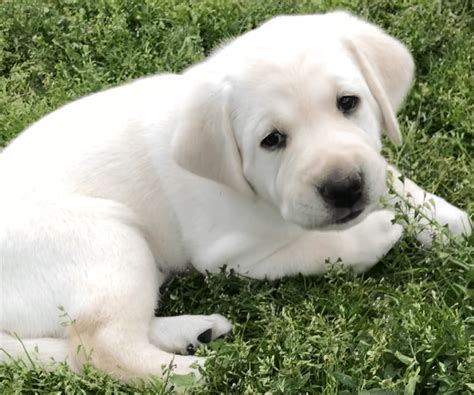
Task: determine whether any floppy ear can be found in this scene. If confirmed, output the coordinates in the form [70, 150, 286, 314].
[341, 14, 415, 145]
[172, 80, 254, 197]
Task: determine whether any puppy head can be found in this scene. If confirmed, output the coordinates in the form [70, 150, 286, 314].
[173, 11, 414, 229]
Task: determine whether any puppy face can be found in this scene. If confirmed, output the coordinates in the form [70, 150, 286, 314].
[230, 51, 387, 228]
[173, 12, 414, 230]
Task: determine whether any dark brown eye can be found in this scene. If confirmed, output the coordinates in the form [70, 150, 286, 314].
[260, 129, 287, 151]
[337, 95, 359, 114]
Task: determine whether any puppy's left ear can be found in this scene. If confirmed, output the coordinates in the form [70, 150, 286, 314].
[172, 79, 254, 197]
[341, 14, 415, 145]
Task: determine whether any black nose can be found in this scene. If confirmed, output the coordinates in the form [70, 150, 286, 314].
[318, 173, 363, 208]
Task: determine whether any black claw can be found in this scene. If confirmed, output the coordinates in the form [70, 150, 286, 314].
[197, 328, 213, 343]
[186, 343, 196, 355]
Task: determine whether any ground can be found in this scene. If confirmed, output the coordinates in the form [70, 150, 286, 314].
[0, 0, 473, 393]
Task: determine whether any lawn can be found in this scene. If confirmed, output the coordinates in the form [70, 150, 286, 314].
[0, 0, 473, 393]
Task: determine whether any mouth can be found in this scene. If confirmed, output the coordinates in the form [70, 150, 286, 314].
[335, 208, 364, 224]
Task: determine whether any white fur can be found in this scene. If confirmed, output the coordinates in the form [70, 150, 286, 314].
[0, 11, 470, 381]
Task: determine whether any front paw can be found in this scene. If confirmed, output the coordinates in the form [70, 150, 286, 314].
[415, 195, 471, 248]
[348, 209, 403, 273]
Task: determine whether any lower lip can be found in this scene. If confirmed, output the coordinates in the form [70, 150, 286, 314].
[335, 209, 364, 224]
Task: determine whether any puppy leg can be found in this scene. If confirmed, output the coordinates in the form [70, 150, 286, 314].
[1, 198, 201, 380]
[149, 314, 232, 355]
[0, 332, 72, 370]
[224, 209, 402, 280]
[387, 165, 471, 246]
[60, 205, 203, 380]
[69, 317, 204, 380]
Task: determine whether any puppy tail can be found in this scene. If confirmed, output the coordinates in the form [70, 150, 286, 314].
[0, 332, 77, 371]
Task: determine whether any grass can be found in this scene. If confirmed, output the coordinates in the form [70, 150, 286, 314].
[0, 0, 473, 393]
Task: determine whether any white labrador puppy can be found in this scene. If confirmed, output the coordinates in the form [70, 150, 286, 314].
[0, 11, 471, 380]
